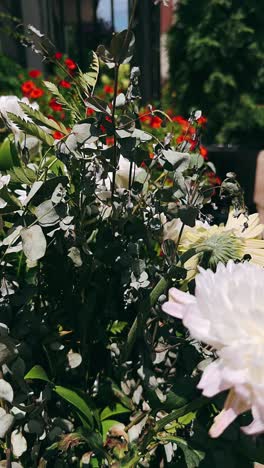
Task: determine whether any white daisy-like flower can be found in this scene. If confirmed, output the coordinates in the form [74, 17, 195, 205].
[174, 210, 264, 280]
[162, 260, 264, 437]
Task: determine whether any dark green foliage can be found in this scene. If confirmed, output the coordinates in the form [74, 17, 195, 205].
[168, 0, 264, 144]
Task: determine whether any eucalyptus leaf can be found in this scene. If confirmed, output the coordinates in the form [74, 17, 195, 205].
[21, 225, 47, 261]
[35, 200, 60, 226]
[162, 150, 190, 171]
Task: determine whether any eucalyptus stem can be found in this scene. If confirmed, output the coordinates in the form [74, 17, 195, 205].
[123, 276, 168, 361]
[111, 63, 120, 202]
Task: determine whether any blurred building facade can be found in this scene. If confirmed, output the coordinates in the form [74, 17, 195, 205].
[0, 0, 175, 102]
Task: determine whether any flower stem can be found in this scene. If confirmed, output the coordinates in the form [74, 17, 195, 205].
[123, 276, 168, 361]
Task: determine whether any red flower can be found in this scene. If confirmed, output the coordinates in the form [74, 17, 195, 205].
[65, 58, 77, 71]
[176, 135, 185, 144]
[29, 69, 42, 78]
[149, 152, 154, 159]
[55, 52, 63, 60]
[49, 98, 62, 112]
[53, 130, 64, 140]
[139, 113, 151, 124]
[188, 125, 196, 135]
[189, 139, 198, 151]
[103, 84, 114, 94]
[200, 145, 208, 160]
[207, 171, 222, 189]
[86, 108, 95, 116]
[172, 115, 188, 126]
[197, 116, 207, 126]
[106, 137, 114, 146]
[30, 87, 44, 99]
[59, 80, 71, 89]
[47, 115, 57, 121]
[21, 80, 35, 95]
[150, 115, 163, 128]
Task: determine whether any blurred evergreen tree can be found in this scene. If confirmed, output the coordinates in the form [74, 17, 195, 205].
[168, 0, 264, 145]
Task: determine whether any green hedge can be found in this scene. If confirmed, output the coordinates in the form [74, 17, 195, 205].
[168, 0, 264, 145]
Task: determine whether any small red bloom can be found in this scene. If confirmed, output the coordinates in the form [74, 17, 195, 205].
[197, 116, 207, 126]
[29, 69, 42, 78]
[59, 79, 71, 89]
[47, 115, 56, 121]
[86, 108, 95, 116]
[200, 145, 208, 160]
[55, 52, 63, 60]
[21, 80, 35, 95]
[139, 113, 151, 124]
[30, 87, 44, 99]
[65, 58, 77, 71]
[176, 135, 185, 144]
[189, 139, 198, 151]
[103, 84, 114, 94]
[106, 137, 114, 146]
[172, 115, 188, 126]
[53, 130, 64, 140]
[166, 108, 174, 117]
[188, 125, 196, 135]
[150, 115, 163, 128]
[149, 152, 154, 159]
[49, 98, 62, 112]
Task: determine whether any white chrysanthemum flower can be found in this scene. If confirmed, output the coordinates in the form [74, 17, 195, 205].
[162, 260, 264, 437]
[177, 210, 264, 279]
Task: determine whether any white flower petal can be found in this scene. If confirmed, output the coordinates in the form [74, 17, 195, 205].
[11, 429, 27, 457]
[0, 379, 13, 402]
[0, 411, 14, 438]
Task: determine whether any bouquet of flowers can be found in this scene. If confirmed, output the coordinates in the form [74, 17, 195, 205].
[0, 3, 264, 467]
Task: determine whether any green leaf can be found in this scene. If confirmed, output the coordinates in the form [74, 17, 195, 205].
[161, 150, 189, 171]
[132, 128, 152, 142]
[110, 30, 135, 65]
[0, 137, 15, 170]
[189, 153, 204, 169]
[24, 365, 50, 382]
[101, 419, 120, 441]
[178, 205, 199, 227]
[44, 81, 78, 114]
[100, 403, 131, 421]
[19, 102, 68, 134]
[110, 381, 135, 411]
[85, 96, 109, 114]
[178, 411, 196, 425]
[108, 320, 127, 335]
[0, 186, 21, 212]
[7, 113, 54, 146]
[9, 166, 37, 184]
[78, 51, 99, 94]
[157, 434, 205, 468]
[54, 386, 94, 429]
